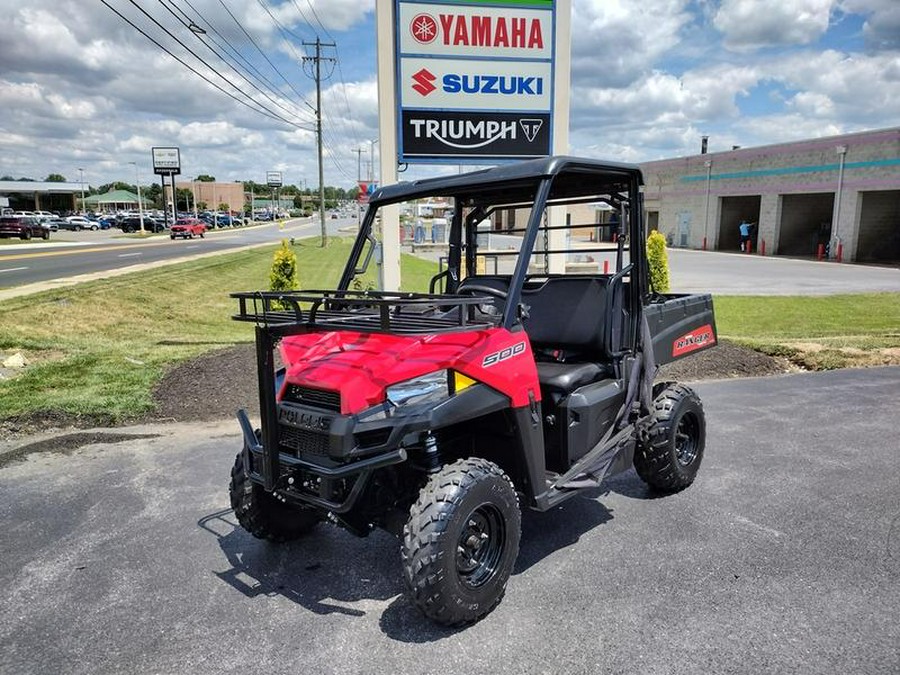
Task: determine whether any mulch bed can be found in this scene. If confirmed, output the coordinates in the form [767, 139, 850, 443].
[0, 339, 788, 442]
[150, 338, 788, 424]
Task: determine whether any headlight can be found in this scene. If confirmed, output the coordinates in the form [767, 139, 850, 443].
[385, 370, 451, 408]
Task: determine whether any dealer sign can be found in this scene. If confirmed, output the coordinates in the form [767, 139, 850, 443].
[395, 0, 555, 163]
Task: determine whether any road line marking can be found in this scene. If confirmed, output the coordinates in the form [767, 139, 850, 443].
[0, 266, 29, 273]
[118, 253, 143, 258]
[185, 245, 199, 249]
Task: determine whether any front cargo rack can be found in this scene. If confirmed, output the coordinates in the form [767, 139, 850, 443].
[231, 290, 499, 335]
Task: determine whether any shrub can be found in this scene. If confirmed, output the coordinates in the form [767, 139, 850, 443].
[269, 239, 299, 295]
[646, 230, 670, 293]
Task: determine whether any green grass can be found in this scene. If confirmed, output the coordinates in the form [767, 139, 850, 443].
[0, 237, 437, 421]
[714, 294, 900, 339]
[1, 241, 898, 421]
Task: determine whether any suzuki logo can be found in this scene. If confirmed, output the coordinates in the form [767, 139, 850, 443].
[410, 13, 438, 44]
[412, 68, 437, 96]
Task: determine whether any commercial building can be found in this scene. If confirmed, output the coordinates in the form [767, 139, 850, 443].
[168, 180, 246, 214]
[0, 180, 84, 213]
[640, 127, 900, 263]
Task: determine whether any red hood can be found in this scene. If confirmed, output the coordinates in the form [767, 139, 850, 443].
[279, 328, 539, 414]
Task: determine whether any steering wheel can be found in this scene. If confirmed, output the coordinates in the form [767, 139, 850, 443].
[457, 283, 509, 300]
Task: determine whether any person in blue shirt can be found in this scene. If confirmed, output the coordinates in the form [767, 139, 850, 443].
[739, 220, 752, 251]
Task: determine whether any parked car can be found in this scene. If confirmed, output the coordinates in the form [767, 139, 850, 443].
[0, 215, 49, 240]
[32, 210, 57, 222]
[64, 216, 97, 231]
[42, 219, 60, 232]
[118, 216, 164, 233]
[170, 218, 207, 239]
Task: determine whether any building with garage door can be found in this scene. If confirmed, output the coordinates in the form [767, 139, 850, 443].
[640, 127, 900, 264]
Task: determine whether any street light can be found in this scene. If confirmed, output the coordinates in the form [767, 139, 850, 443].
[369, 139, 379, 182]
[77, 168, 85, 214]
[703, 159, 712, 251]
[129, 161, 146, 235]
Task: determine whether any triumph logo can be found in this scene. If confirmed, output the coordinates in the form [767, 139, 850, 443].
[408, 116, 545, 150]
[519, 119, 543, 142]
[409, 118, 515, 149]
[411, 68, 436, 96]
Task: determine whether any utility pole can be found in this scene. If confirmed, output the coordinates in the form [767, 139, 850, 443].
[302, 37, 336, 247]
[77, 168, 85, 214]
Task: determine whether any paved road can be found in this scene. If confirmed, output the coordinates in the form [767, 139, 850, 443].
[1, 367, 897, 674]
[0, 217, 353, 291]
[668, 248, 899, 296]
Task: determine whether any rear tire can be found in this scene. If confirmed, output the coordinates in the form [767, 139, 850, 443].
[402, 457, 521, 626]
[634, 383, 705, 493]
[229, 451, 319, 542]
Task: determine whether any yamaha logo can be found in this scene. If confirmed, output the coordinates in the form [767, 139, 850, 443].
[410, 13, 438, 44]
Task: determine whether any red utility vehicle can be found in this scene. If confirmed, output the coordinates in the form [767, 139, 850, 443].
[229, 157, 717, 625]
[170, 218, 206, 239]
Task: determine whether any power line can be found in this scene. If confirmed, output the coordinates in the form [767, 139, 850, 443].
[214, 0, 315, 111]
[175, 0, 307, 112]
[100, 0, 311, 129]
[156, 0, 315, 126]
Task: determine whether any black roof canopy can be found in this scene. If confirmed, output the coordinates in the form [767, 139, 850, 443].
[370, 156, 644, 207]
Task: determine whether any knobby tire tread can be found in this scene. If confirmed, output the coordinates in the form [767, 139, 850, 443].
[401, 457, 520, 627]
[634, 383, 705, 493]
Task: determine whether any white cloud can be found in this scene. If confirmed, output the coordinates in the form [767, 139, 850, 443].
[841, 0, 900, 49]
[570, 0, 694, 87]
[714, 0, 836, 50]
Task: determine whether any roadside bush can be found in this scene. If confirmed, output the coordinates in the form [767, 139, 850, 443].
[269, 239, 299, 295]
[646, 230, 670, 293]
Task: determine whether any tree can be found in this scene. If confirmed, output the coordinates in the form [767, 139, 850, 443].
[218, 202, 229, 213]
[45, 173, 66, 182]
[195, 174, 216, 182]
[143, 184, 162, 209]
[646, 230, 671, 293]
[175, 188, 193, 211]
[197, 200, 208, 211]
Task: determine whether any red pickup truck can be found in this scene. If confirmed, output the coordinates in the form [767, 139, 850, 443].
[170, 218, 207, 240]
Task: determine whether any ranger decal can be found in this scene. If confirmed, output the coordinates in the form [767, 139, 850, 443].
[672, 324, 716, 358]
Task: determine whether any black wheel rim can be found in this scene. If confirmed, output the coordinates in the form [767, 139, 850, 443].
[674, 412, 700, 466]
[455, 503, 506, 588]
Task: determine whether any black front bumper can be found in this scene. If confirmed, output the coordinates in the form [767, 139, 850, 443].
[237, 407, 408, 513]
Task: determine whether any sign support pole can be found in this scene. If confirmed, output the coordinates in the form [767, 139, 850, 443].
[547, 0, 571, 274]
[377, 0, 400, 290]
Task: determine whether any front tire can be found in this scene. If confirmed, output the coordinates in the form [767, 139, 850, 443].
[402, 458, 521, 626]
[229, 451, 319, 542]
[634, 383, 705, 493]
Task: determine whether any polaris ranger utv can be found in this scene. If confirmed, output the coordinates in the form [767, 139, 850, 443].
[229, 156, 717, 626]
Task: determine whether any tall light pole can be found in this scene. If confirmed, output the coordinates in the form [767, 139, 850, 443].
[77, 168, 85, 214]
[353, 147, 365, 227]
[129, 161, 145, 234]
[369, 139, 379, 183]
[703, 159, 712, 251]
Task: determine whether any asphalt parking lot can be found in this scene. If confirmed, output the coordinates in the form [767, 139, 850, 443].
[1, 367, 898, 674]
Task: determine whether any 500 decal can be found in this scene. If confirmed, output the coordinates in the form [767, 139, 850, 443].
[482, 341, 526, 367]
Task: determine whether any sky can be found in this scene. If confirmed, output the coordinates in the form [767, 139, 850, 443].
[0, 0, 898, 191]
